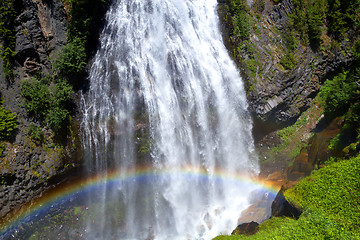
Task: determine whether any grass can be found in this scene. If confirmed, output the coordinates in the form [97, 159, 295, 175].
[285, 156, 360, 232]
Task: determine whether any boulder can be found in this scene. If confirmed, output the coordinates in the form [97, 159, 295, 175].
[271, 187, 302, 219]
[232, 221, 259, 236]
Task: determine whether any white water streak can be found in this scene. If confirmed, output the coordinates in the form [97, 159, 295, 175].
[81, 0, 259, 239]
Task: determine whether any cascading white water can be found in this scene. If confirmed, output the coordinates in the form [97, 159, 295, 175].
[81, 0, 259, 239]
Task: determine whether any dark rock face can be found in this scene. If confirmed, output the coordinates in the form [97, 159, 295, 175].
[248, 1, 352, 126]
[219, 0, 352, 129]
[232, 221, 259, 236]
[14, 0, 67, 77]
[0, 0, 79, 221]
[271, 187, 302, 219]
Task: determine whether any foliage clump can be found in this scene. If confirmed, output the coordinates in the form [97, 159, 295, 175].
[0, 103, 17, 140]
[319, 71, 357, 118]
[28, 124, 44, 144]
[0, 0, 16, 78]
[280, 52, 297, 70]
[53, 37, 87, 81]
[227, 0, 251, 40]
[290, 0, 359, 48]
[21, 77, 73, 132]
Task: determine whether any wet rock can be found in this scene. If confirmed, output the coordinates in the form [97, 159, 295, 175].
[232, 221, 259, 236]
[239, 189, 276, 224]
[271, 187, 302, 219]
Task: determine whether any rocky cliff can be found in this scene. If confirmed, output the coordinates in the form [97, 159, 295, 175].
[218, 0, 358, 186]
[0, 0, 80, 221]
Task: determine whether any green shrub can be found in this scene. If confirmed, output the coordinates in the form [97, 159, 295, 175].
[28, 124, 44, 143]
[280, 52, 297, 70]
[66, 0, 108, 41]
[319, 71, 356, 118]
[53, 37, 87, 79]
[21, 78, 73, 133]
[289, 0, 308, 44]
[353, 39, 360, 61]
[253, 0, 265, 13]
[21, 79, 51, 119]
[306, 0, 328, 47]
[0, 141, 5, 156]
[0, 0, 16, 78]
[46, 106, 69, 131]
[0, 104, 17, 140]
[228, 0, 251, 40]
[327, 0, 360, 39]
[284, 30, 298, 52]
[214, 209, 356, 239]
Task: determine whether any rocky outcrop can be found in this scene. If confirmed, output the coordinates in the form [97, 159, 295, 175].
[238, 189, 275, 224]
[232, 221, 259, 236]
[219, 0, 353, 128]
[271, 187, 301, 219]
[14, 0, 67, 77]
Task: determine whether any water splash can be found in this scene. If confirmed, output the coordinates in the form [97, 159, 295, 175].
[80, 0, 259, 239]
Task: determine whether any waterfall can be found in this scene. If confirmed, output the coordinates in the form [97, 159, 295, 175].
[80, 0, 259, 239]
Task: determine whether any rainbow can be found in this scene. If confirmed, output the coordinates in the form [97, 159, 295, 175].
[0, 165, 280, 236]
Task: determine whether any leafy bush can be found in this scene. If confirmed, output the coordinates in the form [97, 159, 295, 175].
[253, 0, 265, 13]
[228, 0, 251, 40]
[21, 79, 51, 119]
[21, 77, 73, 132]
[28, 124, 44, 143]
[46, 106, 69, 131]
[306, 0, 328, 47]
[214, 209, 356, 239]
[284, 30, 298, 52]
[0, 142, 5, 156]
[0, 104, 17, 140]
[353, 39, 360, 61]
[66, 0, 108, 42]
[280, 52, 297, 70]
[327, 0, 360, 38]
[53, 37, 87, 79]
[289, 0, 308, 44]
[0, 0, 16, 78]
[319, 71, 356, 118]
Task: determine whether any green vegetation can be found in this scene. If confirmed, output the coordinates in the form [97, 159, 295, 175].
[280, 52, 297, 70]
[318, 47, 360, 156]
[290, 0, 359, 48]
[286, 157, 360, 234]
[21, 77, 73, 133]
[28, 124, 44, 144]
[0, 0, 16, 78]
[53, 37, 87, 81]
[0, 102, 17, 140]
[65, 0, 108, 42]
[215, 210, 356, 239]
[328, 0, 360, 39]
[320, 71, 357, 118]
[214, 156, 360, 239]
[54, 0, 110, 89]
[228, 0, 251, 40]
